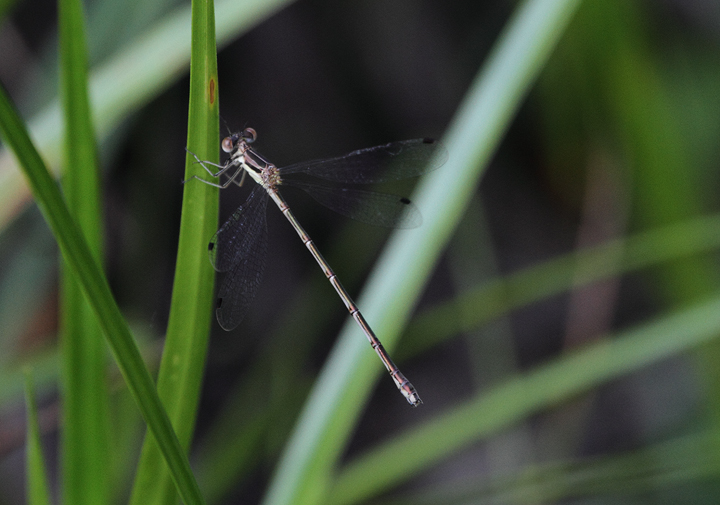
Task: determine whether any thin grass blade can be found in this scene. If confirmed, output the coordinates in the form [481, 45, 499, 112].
[57, 0, 110, 502]
[24, 370, 52, 505]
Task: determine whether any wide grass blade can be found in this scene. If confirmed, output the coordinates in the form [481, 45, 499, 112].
[128, 0, 219, 502]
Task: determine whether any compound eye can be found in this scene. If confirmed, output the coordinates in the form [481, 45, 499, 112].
[221, 136, 234, 153]
[242, 127, 257, 144]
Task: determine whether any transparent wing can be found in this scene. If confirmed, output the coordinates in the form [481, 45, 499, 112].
[210, 185, 267, 271]
[284, 179, 422, 228]
[209, 185, 269, 330]
[280, 138, 448, 183]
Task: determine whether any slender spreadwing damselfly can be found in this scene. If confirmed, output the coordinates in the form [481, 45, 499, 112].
[186, 128, 448, 406]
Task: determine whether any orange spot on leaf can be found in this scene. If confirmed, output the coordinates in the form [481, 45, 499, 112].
[209, 78, 216, 105]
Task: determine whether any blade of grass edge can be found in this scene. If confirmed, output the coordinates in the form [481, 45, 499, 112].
[57, 0, 111, 503]
[24, 369, 52, 505]
[0, 84, 205, 505]
[127, 0, 219, 503]
[260, 1, 584, 505]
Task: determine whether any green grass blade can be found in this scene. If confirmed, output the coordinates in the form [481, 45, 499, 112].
[401, 212, 720, 360]
[329, 293, 720, 504]
[128, 0, 219, 502]
[57, 0, 111, 502]
[260, 1, 583, 504]
[0, 85, 204, 505]
[369, 429, 720, 504]
[24, 369, 52, 505]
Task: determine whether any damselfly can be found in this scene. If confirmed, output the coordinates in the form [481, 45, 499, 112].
[186, 128, 447, 406]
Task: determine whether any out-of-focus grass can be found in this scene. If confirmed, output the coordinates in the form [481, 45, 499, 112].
[57, 0, 110, 503]
[24, 370, 52, 505]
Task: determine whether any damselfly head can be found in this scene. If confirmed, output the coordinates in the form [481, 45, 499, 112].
[221, 128, 257, 154]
